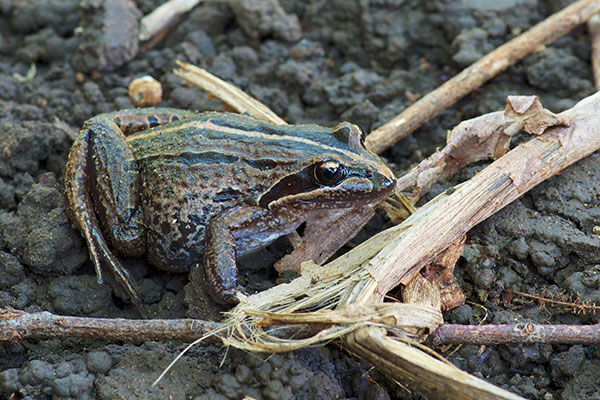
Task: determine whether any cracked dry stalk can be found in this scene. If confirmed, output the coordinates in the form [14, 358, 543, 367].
[173, 61, 287, 125]
[349, 93, 600, 305]
[395, 95, 568, 203]
[327, 93, 598, 400]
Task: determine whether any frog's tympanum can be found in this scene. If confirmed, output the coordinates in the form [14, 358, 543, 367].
[63, 108, 396, 308]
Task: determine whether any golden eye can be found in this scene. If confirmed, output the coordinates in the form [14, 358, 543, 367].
[314, 160, 346, 186]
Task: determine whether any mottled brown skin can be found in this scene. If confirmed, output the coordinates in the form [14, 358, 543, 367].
[63, 108, 396, 307]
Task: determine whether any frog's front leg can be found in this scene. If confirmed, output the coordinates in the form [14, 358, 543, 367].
[63, 108, 194, 310]
[203, 205, 298, 304]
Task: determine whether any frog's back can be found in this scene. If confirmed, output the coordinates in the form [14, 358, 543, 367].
[128, 113, 322, 269]
[127, 112, 371, 209]
[128, 112, 326, 212]
[126, 112, 387, 269]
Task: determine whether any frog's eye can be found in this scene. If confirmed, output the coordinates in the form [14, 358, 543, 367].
[314, 160, 346, 186]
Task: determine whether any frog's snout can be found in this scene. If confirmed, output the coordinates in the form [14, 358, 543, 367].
[382, 175, 396, 191]
[375, 164, 396, 194]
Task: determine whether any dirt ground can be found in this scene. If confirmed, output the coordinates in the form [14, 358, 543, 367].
[0, 0, 599, 399]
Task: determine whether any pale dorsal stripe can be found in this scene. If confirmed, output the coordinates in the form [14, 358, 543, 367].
[127, 118, 367, 165]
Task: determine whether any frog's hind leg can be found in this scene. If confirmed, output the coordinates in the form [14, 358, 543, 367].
[63, 127, 145, 312]
[64, 108, 196, 313]
[83, 116, 146, 256]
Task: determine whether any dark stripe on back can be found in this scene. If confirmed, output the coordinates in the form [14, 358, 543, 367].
[244, 158, 279, 171]
[142, 151, 239, 166]
[210, 116, 285, 137]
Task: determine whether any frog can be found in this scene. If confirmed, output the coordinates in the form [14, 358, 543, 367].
[63, 108, 396, 309]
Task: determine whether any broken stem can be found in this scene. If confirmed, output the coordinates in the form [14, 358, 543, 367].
[344, 93, 600, 306]
[173, 61, 287, 125]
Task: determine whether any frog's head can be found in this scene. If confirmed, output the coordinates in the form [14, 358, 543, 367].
[259, 122, 396, 211]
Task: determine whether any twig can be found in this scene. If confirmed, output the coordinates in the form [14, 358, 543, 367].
[431, 323, 600, 345]
[505, 289, 600, 314]
[139, 0, 202, 42]
[587, 13, 600, 89]
[0, 308, 221, 343]
[365, 0, 600, 153]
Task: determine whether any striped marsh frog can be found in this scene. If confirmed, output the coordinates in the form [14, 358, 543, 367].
[63, 108, 396, 308]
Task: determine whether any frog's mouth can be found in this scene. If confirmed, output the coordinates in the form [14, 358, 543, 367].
[265, 174, 396, 211]
[258, 158, 396, 211]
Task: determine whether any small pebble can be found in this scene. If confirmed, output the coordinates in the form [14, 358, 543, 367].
[51, 373, 93, 397]
[19, 360, 55, 386]
[54, 362, 75, 378]
[0, 369, 20, 393]
[86, 351, 112, 374]
[128, 75, 162, 107]
[235, 365, 252, 384]
[449, 304, 473, 324]
[255, 363, 272, 385]
[214, 374, 241, 399]
[37, 172, 56, 188]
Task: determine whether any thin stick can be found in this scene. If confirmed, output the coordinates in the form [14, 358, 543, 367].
[0, 308, 221, 343]
[4, 307, 598, 350]
[365, 0, 600, 153]
[431, 323, 600, 345]
[505, 288, 600, 313]
[588, 13, 600, 88]
[139, 0, 202, 42]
